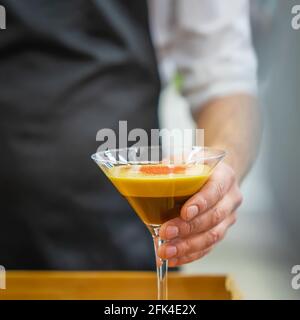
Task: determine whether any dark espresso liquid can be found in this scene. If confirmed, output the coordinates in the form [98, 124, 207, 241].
[125, 195, 191, 225]
[107, 164, 211, 226]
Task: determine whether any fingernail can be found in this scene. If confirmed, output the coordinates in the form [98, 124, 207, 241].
[165, 226, 179, 239]
[186, 205, 198, 221]
[165, 246, 177, 258]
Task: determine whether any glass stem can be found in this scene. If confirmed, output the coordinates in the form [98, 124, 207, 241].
[152, 226, 168, 300]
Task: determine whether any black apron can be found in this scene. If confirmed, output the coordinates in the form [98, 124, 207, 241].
[0, 0, 161, 269]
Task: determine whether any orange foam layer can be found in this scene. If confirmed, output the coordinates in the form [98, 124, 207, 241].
[139, 165, 186, 175]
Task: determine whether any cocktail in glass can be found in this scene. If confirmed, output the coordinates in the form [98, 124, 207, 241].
[92, 146, 225, 300]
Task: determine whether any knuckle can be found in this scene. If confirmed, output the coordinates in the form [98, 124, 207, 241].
[182, 221, 192, 236]
[189, 217, 201, 234]
[236, 191, 243, 207]
[206, 230, 219, 247]
[211, 181, 225, 200]
[177, 239, 191, 257]
[193, 194, 207, 211]
[212, 207, 226, 225]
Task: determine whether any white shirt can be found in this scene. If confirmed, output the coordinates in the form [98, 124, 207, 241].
[149, 0, 257, 111]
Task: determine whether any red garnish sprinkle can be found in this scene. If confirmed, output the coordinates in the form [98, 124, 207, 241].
[139, 165, 186, 175]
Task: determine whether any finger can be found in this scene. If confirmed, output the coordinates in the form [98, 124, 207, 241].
[168, 214, 237, 265]
[158, 212, 237, 259]
[158, 229, 218, 259]
[210, 211, 238, 242]
[160, 184, 242, 240]
[186, 187, 241, 236]
[181, 164, 235, 221]
[168, 246, 213, 267]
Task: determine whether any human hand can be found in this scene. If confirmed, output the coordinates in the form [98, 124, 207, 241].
[158, 162, 243, 267]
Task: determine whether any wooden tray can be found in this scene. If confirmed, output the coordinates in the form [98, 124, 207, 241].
[0, 272, 241, 300]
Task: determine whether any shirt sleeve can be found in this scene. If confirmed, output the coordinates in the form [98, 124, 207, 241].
[150, 0, 258, 111]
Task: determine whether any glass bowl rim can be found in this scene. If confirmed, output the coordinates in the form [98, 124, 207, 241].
[91, 146, 226, 164]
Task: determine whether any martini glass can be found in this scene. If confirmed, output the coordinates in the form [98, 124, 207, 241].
[91, 146, 225, 300]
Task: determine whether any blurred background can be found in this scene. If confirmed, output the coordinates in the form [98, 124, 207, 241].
[159, 0, 300, 299]
[2, 0, 299, 301]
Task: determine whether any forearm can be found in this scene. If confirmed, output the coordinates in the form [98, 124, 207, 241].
[195, 94, 262, 183]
